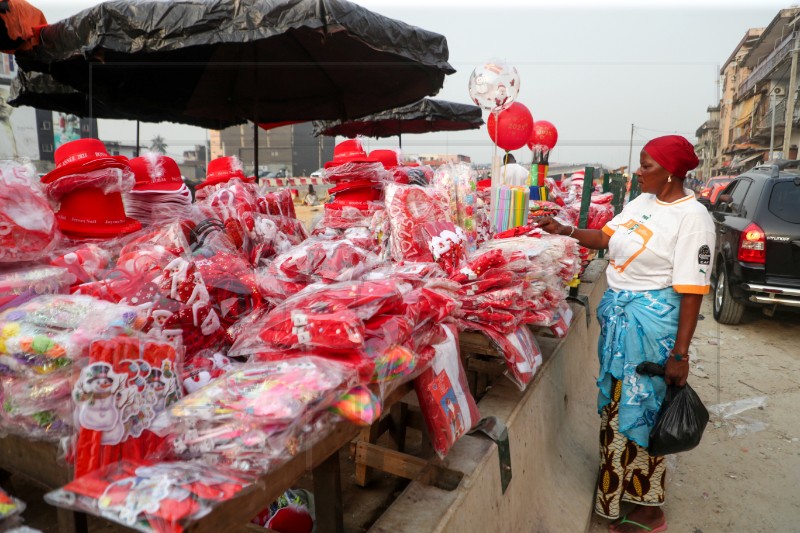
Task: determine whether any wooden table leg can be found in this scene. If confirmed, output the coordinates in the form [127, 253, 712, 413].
[312, 453, 343, 533]
[388, 402, 408, 453]
[57, 507, 88, 533]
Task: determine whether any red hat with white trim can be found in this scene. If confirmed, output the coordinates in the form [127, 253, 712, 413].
[324, 138, 378, 169]
[55, 187, 142, 238]
[41, 138, 130, 184]
[196, 156, 253, 190]
[130, 153, 185, 192]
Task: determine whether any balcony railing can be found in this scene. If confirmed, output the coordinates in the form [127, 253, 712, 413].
[740, 32, 797, 95]
[755, 98, 787, 130]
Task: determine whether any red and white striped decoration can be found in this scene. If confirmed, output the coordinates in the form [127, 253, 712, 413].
[260, 177, 328, 187]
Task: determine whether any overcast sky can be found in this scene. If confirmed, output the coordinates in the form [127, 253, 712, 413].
[34, 0, 787, 168]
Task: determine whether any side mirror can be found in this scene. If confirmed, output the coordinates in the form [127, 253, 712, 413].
[713, 210, 725, 222]
[715, 201, 730, 214]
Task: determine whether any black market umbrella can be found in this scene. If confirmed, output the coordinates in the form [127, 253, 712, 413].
[15, 0, 455, 127]
[312, 98, 484, 145]
[8, 70, 244, 130]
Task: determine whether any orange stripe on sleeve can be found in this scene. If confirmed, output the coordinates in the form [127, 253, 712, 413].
[673, 284, 710, 295]
[602, 225, 615, 237]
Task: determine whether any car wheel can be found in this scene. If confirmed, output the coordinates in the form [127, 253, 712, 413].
[713, 267, 745, 324]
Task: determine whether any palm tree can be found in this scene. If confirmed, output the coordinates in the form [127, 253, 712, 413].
[150, 135, 167, 154]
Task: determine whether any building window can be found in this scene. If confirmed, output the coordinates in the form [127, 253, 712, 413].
[41, 121, 51, 130]
[41, 143, 54, 153]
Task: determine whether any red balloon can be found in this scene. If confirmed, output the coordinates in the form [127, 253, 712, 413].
[486, 102, 534, 152]
[526, 127, 537, 151]
[530, 120, 558, 150]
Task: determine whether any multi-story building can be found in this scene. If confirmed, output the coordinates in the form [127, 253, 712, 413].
[715, 8, 800, 174]
[717, 28, 763, 174]
[695, 105, 720, 181]
[212, 121, 334, 177]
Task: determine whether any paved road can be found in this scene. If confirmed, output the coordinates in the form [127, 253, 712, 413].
[589, 294, 800, 533]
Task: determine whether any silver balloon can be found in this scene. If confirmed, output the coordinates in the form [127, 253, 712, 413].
[468, 59, 520, 111]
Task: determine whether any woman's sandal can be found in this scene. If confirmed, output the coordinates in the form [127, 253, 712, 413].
[608, 515, 667, 533]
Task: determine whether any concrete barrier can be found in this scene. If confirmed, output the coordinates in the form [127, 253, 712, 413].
[371, 260, 608, 533]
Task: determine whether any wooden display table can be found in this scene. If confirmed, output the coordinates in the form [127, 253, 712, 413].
[0, 434, 87, 533]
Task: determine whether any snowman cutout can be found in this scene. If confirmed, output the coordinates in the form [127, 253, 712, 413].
[73, 362, 128, 445]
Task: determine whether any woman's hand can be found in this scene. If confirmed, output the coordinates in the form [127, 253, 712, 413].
[537, 216, 568, 236]
[664, 356, 689, 387]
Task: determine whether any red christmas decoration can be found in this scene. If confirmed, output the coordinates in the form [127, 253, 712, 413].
[486, 102, 534, 152]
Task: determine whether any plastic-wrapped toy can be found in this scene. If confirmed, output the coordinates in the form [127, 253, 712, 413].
[0, 265, 71, 311]
[160, 358, 358, 472]
[413, 323, 479, 458]
[0, 159, 59, 262]
[472, 323, 542, 390]
[45, 459, 254, 532]
[384, 183, 451, 263]
[0, 372, 74, 439]
[431, 163, 478, 252]
[50, 242, 113, 287]
[422, 222, 467, 276]
[264, 238, 378, 285]
[0, 295, 144, 377]
[252, 488, 314, 532]
[72, 335, 182, 477]
[328, 385, 382, 426]
[0, 486, 25, 522]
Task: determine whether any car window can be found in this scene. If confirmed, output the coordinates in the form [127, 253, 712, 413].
[768, 180, 800, 223]
[741, 179, 762, 219]
[729, 178, 751, 216]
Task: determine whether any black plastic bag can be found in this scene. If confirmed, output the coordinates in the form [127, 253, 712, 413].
[648, 384, 709, 455]
[636, 362, 710, 456]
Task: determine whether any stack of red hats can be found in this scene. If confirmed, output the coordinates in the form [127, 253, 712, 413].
[324, 139, 384, 214]
[41, 139, 141, 239]
[124, 153, 192, 226]
[194, 156, 254, 200]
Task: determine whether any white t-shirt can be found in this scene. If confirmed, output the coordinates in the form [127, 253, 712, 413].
[602, 191, 715, 294]
[497, 163, 530, 187]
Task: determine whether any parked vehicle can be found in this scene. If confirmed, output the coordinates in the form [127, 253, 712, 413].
[710, 164, 800, 324]
[697, 175, 734, 208]
[310, 169, 324, 179]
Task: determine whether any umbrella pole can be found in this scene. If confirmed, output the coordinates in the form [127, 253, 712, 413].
[253, 121, 259, 177]
[135, 120, 140, 157]
[398, 132, 402, 149]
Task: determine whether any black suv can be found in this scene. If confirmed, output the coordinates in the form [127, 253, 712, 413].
[710, 163, 800, 324]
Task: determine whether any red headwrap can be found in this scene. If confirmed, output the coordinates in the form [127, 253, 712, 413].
[643, 135, 699, 178]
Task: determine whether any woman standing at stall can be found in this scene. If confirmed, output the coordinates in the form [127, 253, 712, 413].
[539, 135, 714, 533]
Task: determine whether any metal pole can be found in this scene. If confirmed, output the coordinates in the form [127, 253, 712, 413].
[783, 34, 800, 155]
[627, 123, 634, 178]
[135, 120, 140, 157]
[770, 91, 777, 160]
[253, 122, 259, 176]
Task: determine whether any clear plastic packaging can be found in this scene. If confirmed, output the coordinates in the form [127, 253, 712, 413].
[0, 159, 59, 262]
[247, 214, 309, 267]
[45, 459, 257, 531]
[0, 486, 26, 522]
[49, 242, 114, 287]
[0, 265, 71, 311]
[414, 323, 479, 458]
[0, 295, 145, 440]
[158, 358, 358, 472]
[72, 335, 183, 478]
[43, 166, 136, 202]
[384, 183, 451, 263]
[264, 238, 379, 285]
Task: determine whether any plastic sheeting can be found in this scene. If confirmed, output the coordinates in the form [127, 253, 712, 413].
[15, 0, 455, 126]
